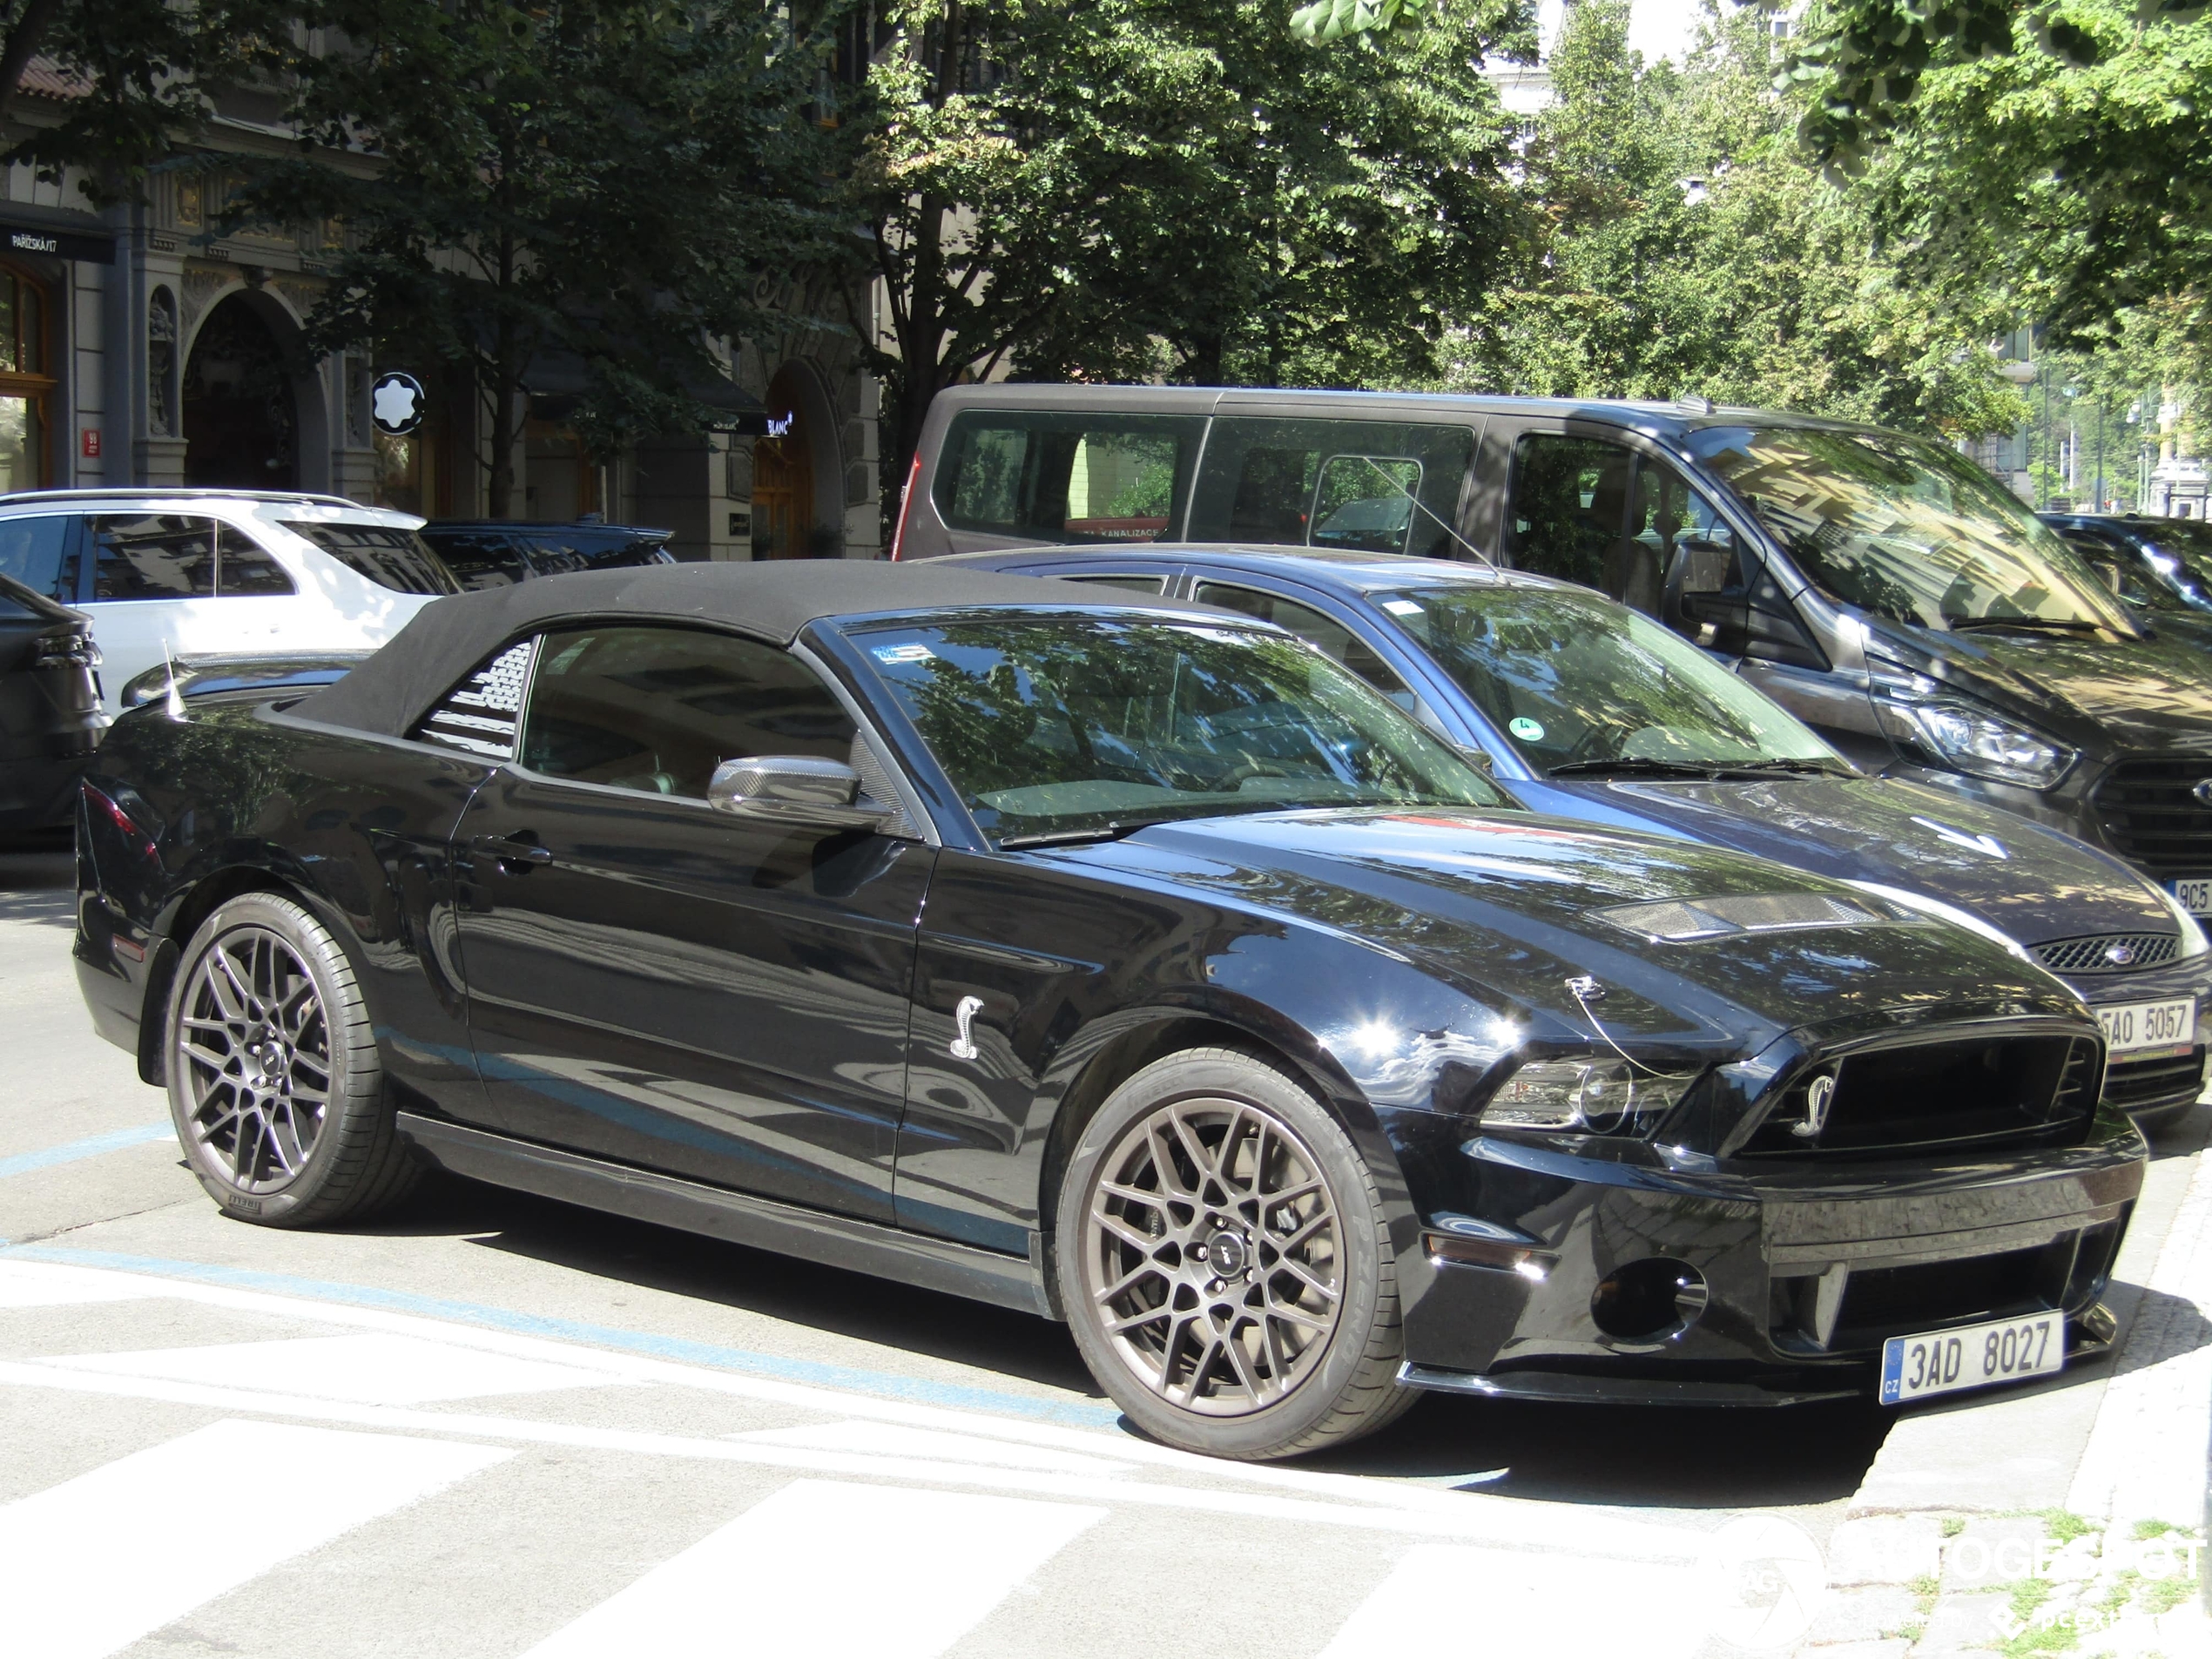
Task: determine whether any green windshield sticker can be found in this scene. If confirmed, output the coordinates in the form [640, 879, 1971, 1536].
[1508, 716, 1546, 742]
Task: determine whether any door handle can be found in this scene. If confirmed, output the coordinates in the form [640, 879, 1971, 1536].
[471, 834, 552, 870]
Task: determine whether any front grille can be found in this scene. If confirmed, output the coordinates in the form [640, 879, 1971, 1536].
[1739, 1034, 2099, 1157]
[2034, 932, 2180, 974]
[2106, 1046, 2206, 1113]
[2093, 756, 2212, 877]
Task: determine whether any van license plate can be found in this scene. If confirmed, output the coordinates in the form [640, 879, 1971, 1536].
[1879, 1313, 2064, 1405]
[2097, 997, 2195, 1058]
[2170, 879, 2212, 914]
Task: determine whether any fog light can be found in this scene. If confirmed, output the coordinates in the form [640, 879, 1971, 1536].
[1591, 1258, 1710, 1340]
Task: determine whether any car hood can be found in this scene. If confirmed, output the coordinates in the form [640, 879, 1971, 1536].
[1512, 772, 2168, 948]
[1057, 807, 2085, 1057]
[1887, 621, 2212, 754]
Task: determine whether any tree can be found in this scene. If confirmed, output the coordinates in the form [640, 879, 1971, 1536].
[1442, 0, 2024, 438]
[224, 1, 844, 516]
[1816, 0, 2212, 367]
[842, 0, 1527, 487]
[0, 0, 295, 197]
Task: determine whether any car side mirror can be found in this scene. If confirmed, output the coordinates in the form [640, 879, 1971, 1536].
[708, 756, 887, 829]
[1675, 536, 1735, 596]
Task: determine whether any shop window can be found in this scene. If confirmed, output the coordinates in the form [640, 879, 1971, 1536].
[0, 264, 52, 492]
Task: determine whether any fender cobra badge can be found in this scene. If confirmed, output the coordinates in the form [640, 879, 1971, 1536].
[948, 995, 984, 1061]
[1792, 1073, 1837, 1139]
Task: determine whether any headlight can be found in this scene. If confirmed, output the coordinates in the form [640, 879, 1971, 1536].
[2155, 884, 2212, 961]
[1874, 697, 2075, 790]
[1479, 1057, 1696, 1136]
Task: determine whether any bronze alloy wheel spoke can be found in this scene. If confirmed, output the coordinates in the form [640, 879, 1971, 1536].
[1084, 1095, 1344, 1419]
[179, 927, 331, 1198]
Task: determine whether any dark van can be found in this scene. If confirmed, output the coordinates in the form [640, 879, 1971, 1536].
[894, 386, 2212, 908]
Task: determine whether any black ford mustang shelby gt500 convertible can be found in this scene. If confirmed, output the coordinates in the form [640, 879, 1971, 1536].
[73, 563, 2143, 1460]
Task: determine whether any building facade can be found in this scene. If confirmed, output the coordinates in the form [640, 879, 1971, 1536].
[1, 76, 881, 560]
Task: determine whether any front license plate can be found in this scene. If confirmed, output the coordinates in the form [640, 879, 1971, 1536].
[1880, 1313, 2064, 1405]
[2097, 996, 2196, 1059]
[2171, 879, 2212, 915]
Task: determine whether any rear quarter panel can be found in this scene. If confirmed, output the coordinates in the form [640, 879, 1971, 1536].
[77, 699, 496, 1123]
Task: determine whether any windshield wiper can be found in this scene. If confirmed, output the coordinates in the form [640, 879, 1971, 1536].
[1943, 615, 2101, 635]
[1722, 758, 1852, 776]
[998, 821, 1163, 849]
[1545, 758, 1737, 779]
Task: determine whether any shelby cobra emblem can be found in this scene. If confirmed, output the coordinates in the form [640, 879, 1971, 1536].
[1792, 1073, 1838, 1138]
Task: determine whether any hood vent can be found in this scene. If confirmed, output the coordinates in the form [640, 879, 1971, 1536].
[1600, 891, 1900, 943]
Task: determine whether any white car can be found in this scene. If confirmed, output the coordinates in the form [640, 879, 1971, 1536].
[0, 489, 459, 713]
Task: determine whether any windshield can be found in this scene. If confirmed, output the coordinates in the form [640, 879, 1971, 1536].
[855, 616, 1507, 845]
[1374, 586, 1838, 772]
[1689, 426, 2136, 635]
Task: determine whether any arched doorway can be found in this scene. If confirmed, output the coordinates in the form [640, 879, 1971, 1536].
[752, 363, 816, 559]
[184, 294, 298, 489]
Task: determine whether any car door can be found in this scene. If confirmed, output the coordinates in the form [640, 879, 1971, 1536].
[451, 620, 930, 1222]
[78, 514, 224, 702]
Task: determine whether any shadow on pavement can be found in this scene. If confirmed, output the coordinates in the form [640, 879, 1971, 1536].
[344, 1170, 1892, 1506]
[354, 1173, 1106, 1399]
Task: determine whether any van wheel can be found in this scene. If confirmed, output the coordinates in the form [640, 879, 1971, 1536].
[166, 893, 420, 1227]
[1055, 1047, 1417, 1460]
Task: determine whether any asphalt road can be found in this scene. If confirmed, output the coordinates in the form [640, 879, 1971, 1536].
[0, 842, 1972, 1659]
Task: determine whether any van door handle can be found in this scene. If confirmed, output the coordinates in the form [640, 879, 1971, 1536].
[471, 834, 552, 869]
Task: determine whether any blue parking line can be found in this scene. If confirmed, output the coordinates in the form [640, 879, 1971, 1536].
[0, 1244, 1125, 1431]
[0, 1123, 175, 1180]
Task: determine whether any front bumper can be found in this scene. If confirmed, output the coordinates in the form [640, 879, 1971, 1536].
[1387, 1110, 2144, 1405]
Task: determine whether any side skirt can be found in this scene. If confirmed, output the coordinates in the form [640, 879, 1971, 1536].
[396, 1113, 1056, 1320]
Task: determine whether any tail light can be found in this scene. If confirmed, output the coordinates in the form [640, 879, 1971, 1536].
[887, 448, 922, 561]
[32, 631, 98, 670]
[82, 780, 161, 866]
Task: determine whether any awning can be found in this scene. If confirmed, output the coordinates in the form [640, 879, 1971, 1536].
[521, 348, 769, 435]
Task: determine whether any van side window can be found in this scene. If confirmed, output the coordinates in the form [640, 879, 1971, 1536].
[217, 525, 297, 596]
[1505, 435, 1635, 594]
[934, 413, 1204, 543]
[90, 515, 218, 601]
[1190, 581, 1413, 703]
[0, 514, 75, 600]
[1188, 419, 1476, 558]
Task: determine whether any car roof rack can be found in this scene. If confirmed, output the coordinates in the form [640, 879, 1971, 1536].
[0, 487, 370, 509]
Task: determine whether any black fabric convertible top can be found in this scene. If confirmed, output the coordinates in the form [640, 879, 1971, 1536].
[295, 558, 1219, 738]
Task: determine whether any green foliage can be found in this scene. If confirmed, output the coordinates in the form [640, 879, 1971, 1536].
[2039, 1510, 2097, 1544]
[1852, 0, 2212, 359]
[844, 0, 1527, 484]
[3, 0, 296, 199]
[1441, 1, 2025, 439]
[1288, 0, 1427, 44]
[220, 1, 843, 514]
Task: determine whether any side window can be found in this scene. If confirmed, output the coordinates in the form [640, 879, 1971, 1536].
[1188, 419, 1476, 559]
[1191, 581, 1413, 703]
[216, 525, 297, 596]
[284, 521, 464, 596]
[0, 514, 75, 601]
[427, 530, 529, 590]
[519, 625, 856, 799]
[933, 412, 1205, 543]
[1061, 573, 1167, 594]
[90, 514, 217, 602]
[1505, 434, 1635, 591]
[413, 639, 537, 759]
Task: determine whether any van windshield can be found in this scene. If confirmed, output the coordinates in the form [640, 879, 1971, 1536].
[1689, 426, 2138, 637]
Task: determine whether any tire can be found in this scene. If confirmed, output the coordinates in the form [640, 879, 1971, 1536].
[165, 892, 420, 1227]
[1055, 1046, 1418, 1460]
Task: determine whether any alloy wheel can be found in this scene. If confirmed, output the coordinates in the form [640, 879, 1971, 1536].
[1081, 1096, 1344, 1416]
[176, 926, 333, 1194]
